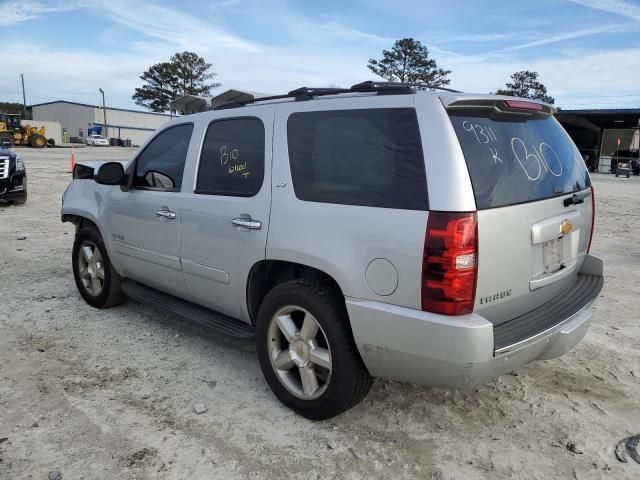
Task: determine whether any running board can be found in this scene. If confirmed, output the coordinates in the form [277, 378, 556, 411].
[121, 280, 255, 339]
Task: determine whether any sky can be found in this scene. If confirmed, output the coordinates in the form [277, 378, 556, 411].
[1, 0, 639, 111]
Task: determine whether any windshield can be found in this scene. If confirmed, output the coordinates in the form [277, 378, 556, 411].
[449, 112, 590, 209]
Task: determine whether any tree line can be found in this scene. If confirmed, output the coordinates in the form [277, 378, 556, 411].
[134, 40, 555, 112]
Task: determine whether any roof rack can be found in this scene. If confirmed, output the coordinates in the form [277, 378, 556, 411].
[214, 80, 462, 110]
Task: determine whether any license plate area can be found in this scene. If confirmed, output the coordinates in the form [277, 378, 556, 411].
[542, 237, 563, 273]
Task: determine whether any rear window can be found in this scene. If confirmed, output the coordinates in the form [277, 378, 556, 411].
[449, 112, 590, 209]
[287, 108, 427, 210]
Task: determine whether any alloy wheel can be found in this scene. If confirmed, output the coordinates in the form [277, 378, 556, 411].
[267, 305, 332, 400]
[77, 240, 105, 296]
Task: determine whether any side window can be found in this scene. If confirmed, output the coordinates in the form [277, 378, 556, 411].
[133, 123, 194, 191]
[196, 118, 265, 196]
[287, 108, 428, 210]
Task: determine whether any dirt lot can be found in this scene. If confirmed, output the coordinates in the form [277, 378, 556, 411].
[0, 147, 638, 480]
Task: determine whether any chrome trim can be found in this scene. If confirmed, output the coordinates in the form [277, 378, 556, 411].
[0, 157, 9, 180]
[231, 217, 261, 230]
[112, 240, 180, 261]
[181, 258, 229, 284]
[530, 259, 578, 290]
[155, 208, 176, 219]
[494, 291, 598, 356]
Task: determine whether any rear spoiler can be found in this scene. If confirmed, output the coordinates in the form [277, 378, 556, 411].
[440, 95, 556, 116]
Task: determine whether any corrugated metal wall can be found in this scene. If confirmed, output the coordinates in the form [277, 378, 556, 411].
[33, 102, 173, 146]
[93, 107, 172, 145]
[33, 103, 94, 139]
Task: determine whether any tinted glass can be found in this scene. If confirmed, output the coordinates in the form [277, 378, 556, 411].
[133, 123, 194, 190]
[196, 118, 265, 196]
[287, 108, 427, 210]
[449, 113, 590, 209]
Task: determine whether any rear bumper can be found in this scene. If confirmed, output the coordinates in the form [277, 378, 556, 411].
[347, 253, 604, 389]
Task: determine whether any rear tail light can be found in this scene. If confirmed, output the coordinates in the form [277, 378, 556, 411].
[587, 186, 595, 252]
[422, 211, 478, 315]
[504, 100, 544, 111]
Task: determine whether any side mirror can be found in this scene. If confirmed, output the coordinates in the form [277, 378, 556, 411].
[95, 162, 125, 185]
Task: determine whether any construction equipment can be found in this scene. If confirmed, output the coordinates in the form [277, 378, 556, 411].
[0, 113, 52, 148]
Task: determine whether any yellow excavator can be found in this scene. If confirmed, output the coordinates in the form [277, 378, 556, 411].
[0, 113, 51, 148]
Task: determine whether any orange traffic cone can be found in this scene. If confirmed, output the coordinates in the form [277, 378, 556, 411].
[70, 144, 76, 174]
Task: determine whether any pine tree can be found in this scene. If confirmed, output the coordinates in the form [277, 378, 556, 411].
[367, 38, 451, 88]
[495, 71, 554, 104]
[132, 52, 221, 112]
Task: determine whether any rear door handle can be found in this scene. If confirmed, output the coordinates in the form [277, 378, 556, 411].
[232, 218, 261, 230]
[155, 207, 176, 220]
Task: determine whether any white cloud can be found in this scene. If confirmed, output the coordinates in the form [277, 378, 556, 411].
[487, 22, 636, 54]
[99, 0, 260, 52]
[2, 0, 638, 111]
[569, 0, 640, 20]
[0, 0, 88, 26]
[446, 47, 640, 108]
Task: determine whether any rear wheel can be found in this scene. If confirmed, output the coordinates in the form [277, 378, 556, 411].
[256, 279, 373, 420]
[72, 226, 125, 308]
[29, 134, 46, 148]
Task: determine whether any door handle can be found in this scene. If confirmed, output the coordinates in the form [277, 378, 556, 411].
[155, 207, 176, 220]
[232, 217, 261, 230]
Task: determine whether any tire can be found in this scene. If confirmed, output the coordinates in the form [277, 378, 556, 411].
[615, 173, 619, 177]
[256, 279, 373, 420]
[72, 226, 125, 308]
[0, 133, 14, 148]
[29, 134, 46, 148]
[47, 138, 55, 147]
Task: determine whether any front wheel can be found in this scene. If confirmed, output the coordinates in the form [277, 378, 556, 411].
[72, 226, 124, 308]
[256, 279, 373, 420]
[29, 134, 46, 148]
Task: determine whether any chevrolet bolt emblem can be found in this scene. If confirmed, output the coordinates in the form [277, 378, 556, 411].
[560, 220, 573, 235]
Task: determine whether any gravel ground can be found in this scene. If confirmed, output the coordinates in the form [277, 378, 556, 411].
[0, 147, 639, 480]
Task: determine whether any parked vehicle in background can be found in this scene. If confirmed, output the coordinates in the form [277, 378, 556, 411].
[61, 82, 604, 419]
[0, 146, 27, 205]
[0, 113, 51, 148]
[611, 150, 637, 177]
[86, 134, 109, 146]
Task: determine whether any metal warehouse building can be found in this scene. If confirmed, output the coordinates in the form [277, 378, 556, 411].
[30, 100, 173, 146]
[557, 108, 640, 173]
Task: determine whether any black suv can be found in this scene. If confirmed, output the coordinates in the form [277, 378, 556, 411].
[0, 147, 27, 205]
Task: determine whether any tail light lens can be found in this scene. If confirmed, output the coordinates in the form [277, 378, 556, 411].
[587, 186, 595, 252]
[422, 211, 478, 315]
[504, 100, 544, 111]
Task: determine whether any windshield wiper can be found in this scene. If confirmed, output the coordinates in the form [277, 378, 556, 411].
[564, 189, 592, 207]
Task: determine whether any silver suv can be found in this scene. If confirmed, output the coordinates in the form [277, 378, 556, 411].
[62, 82, 604, 419]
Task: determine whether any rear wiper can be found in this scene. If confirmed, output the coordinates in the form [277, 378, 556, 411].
[564, 189, 592, 207]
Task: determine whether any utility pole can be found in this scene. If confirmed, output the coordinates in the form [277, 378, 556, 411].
[20, 74, 27, 119]
[98, 88, 108, 139]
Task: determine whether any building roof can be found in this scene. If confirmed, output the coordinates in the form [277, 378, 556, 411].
[556, 108, 640, 130]
[29, 100, 173, 117]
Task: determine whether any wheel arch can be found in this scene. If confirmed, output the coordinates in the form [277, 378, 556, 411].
[246, 260, 347, 326]
[62, 213, 101, 235]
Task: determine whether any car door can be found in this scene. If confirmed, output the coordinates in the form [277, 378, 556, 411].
[180, 107, 273, 322]
[107, 122, 194, 297]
